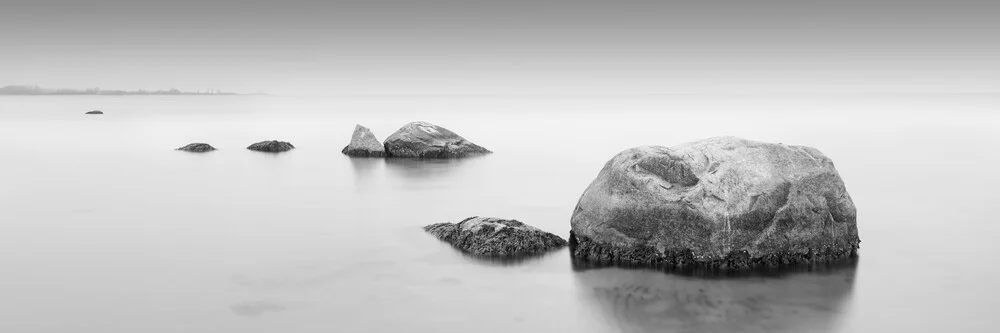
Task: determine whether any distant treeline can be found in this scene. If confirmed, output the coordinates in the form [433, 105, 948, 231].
[0, 85, 237, 95]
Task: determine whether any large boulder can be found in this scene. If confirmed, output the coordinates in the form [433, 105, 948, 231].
[425, 217, 567, 257]
[247, 140, 295, 152]
[383, 121, 490, 158]
[570, 136, 859, 270]
[341, 124, 386, 157]
[85, 110, 103, 114]
[176, 143, 216, 152]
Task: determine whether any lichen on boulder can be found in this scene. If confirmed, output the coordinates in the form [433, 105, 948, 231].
[176, 143, 216, 152]
[247, 140, 295, 152]
[425, 217, 567, 258]
[384, 121, 490, 158]
[570, 136, 859, 271]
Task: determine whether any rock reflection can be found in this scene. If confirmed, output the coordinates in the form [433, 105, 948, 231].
[347, 157, 385, 192]
[348, 156, 384, 176]
[383, 157, 477, 180]
[573, 260, 857, 333]
[230, 300, 287, 318]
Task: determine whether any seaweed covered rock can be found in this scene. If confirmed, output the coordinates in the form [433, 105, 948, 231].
[570, 136, 859, 271]
[176, 143, 216, 152]
[341, 124, 386, 157]
[247, 140, 294, 153]
[383, 121, 490, 158]
[425, 217, 567, 257]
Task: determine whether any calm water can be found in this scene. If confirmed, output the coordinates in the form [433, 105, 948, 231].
[1, 94, 998, 333]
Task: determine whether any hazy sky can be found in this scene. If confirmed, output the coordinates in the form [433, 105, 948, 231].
[2, 0, 998, 95]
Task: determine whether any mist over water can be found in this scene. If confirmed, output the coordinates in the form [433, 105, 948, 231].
[4, 0, 999, 95]
[0, 93, 998, 332]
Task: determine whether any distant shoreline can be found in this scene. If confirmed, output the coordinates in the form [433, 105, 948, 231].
[0, 85, 251, 96]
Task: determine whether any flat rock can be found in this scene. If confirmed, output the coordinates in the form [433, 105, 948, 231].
[570, 136, 859, 270]
[383, 121, 490, 158]
[425, 217, 567, 257]
[85, 110, 103, 114]
[247, 140, 295, 152]
[176, 143, 216, 152]
[341, 124, 386, 157]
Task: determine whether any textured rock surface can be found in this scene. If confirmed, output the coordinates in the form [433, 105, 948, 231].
[341, 124, 386, 157]
[247, 140, 295, 152]
[570, 136, 859, 270]
[384, 121, 490, 158]
[176, 143, 216, 152]
[85, 110, 103, 114]
[425, 217, 567, 257]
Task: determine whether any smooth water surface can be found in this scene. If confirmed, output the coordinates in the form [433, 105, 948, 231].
[1, 94, 998, 332]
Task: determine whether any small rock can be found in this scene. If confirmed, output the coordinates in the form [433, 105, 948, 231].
[425, 217, 567, 257]
[85, 110, 103, 114]
[341, 124, 386, 157]
[247, 140, 295, 152]
[176, 143, 216, 152]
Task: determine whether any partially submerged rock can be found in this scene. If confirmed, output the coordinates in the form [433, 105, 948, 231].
[425, 217, 567, 257]
[341, 124, 386, 157]
[247, 140, 295, 152]
[85, 110, 103, 114]
[176, 143, 217, 152]
[570, 136, 859, 271]
[383, 121, 490, 158]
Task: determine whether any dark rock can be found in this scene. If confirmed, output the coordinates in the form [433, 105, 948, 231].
[247, 140, 295, 152]
[570, 136, 859, 271]
[85, 110, 103, 114]
[384, 121, 490, 158]
[176, 143, 217, 152]
[341, 124, 386, 157]
[425, 217, 567, 257]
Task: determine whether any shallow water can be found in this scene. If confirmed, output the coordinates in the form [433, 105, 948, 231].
[0, 94, 998, 332]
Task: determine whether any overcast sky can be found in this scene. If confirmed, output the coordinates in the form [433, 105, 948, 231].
[2, 0, 997, 95]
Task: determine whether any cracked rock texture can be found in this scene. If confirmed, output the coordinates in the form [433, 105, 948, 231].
[425, 217, 567, 257]
[341, 124, 386, 157]
[570, 136, 859, 270]
[384, 121, 490, 158]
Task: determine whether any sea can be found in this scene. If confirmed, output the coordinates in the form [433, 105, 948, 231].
[1, 93, 997, 332]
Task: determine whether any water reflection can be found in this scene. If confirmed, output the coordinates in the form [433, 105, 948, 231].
[573, 260, 857, 333]
[383, 157, 478, 180]
[229, 300, 288, 318]
[347, 156, 384, 177]
[348, 156, 385, 191]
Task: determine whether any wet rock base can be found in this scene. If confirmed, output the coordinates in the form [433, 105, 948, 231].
[569, 231, 858, 277]
[425, 217, 567, 258]
[341, 146, 386, 157]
